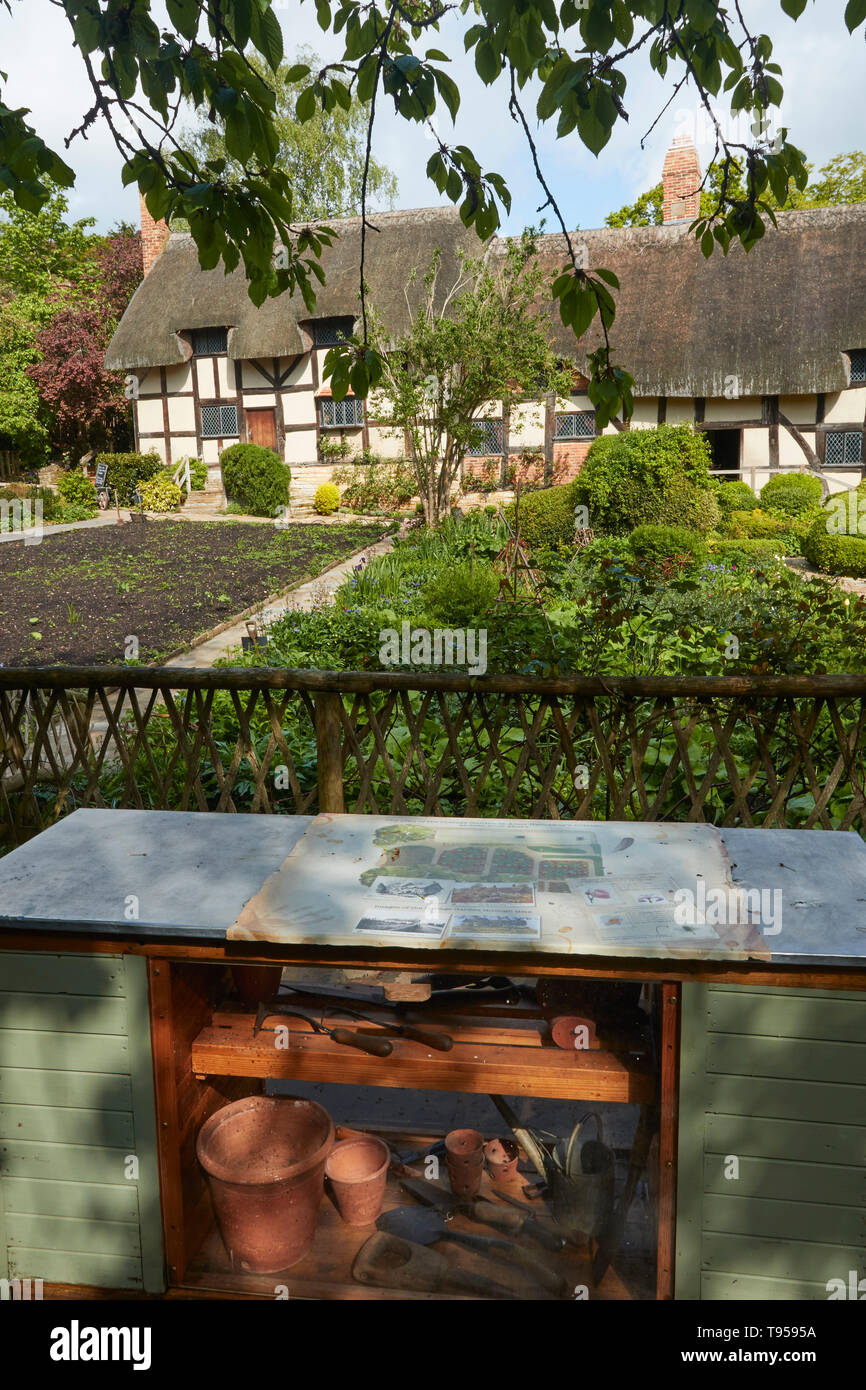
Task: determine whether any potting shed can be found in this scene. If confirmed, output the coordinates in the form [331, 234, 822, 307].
[0, 808, 864, 1301]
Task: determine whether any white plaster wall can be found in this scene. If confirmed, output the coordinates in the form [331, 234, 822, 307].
[243, 392, 276, 408]
[510, 402, 545, 447]
[285, 429, 319, 465]
[201, 439, 220, 464]
[367, 425, 404, 458]
[703, 396, 763, 423]
[740, 427, 771, 492]
[136, 398, 164, 434]
[779, 395, 817, 425]
[241, 361, 271, 389]
[163, 363, 192, 394]
[284, 354, 313, 386]
[167, 397, 196, 433]
[472, 401, 504, 419]
[282, 388, 317, 426]
[630, 399, 658, 427]
[664, 400, 694, 424]
[778, 429, 814, 469]
[137, 368, 163, 396]
[195, 359, 217, 397]
[824, 388, 866, 424]
[216, 358, 235, 396]
[146, 436, 168, 464]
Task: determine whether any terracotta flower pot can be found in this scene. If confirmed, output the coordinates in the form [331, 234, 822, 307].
[484, 1138, 520, 1186]
[231, 964, 283, 1006]
[325, 1136, 390, 1227]
[197, 1095, 334, 1273]
[445, 1128, 484, 1198]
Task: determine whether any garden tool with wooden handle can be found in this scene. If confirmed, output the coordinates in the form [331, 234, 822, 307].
[353, 1232, 521, 1299]
[376, 1205, 567, 1296]
[253, 1003, 393, 1057]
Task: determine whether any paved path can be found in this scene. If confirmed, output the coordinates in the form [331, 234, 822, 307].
[785, 556, 866, 598]
[0, 512, 130, 544]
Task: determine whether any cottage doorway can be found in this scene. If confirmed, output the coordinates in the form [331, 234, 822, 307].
[246, 408, 278, 452]
[704, 427, 740, 476]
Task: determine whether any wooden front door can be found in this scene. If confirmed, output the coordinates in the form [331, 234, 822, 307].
[246, 408, 277, 451]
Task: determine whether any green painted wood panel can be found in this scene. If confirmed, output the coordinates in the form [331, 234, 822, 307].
[677, 982, 866, 1302]
[705, 1114, 866, 1166]
[2, 1178, 139, 1222]
[708, 991, 866, 1042]
[0, 1030, 129, 1072]
[8, 1247, 141, 1289]
[0, 954, 125, 995]
[0, 951, 164, 1294]
[0, 993, 128, 1034]
[0, 1104, 133, 1148]
[7, 1213, 140, 1258]
[0, 1068, 132, 1110]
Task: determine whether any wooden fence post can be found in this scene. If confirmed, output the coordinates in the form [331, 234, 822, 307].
[314, 692, 345, 813]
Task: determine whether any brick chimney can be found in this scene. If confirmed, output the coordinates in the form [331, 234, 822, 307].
[662, 135, 702, 224]
[140, 192, 170, 275]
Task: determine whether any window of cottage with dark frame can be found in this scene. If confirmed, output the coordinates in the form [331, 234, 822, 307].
[847, 349, 866, 384]
[312, 317, 355, 348]
[825, 430, 863, 465]
[466, 419, 504, 456]
[555, 410, 596, 440]
[191, 327, 229, 355]
[319, 396, 364, 428]
[201, 404, 239, 438]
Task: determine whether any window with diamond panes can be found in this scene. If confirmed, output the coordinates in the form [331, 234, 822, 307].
[555, 411, 596, 439]
[201, 404, 239, 438]
[848, 350, 866, 383]
[192, 327, 228, 355]
[466, 419, 504, 456]
[312, 318, 355, 347]
[825, 431, 863, 466]
[319, 396, 364, 428]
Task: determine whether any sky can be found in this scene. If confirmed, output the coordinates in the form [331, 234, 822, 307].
[1, 0, 863, 235]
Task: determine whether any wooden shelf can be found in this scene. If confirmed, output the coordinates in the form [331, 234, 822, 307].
[191, 1009, 655, 1103]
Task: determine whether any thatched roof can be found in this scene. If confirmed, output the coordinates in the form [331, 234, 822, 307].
[106, 200, 866, 397]
[105, 206, 477, 371]
[523, 203, 866, 397]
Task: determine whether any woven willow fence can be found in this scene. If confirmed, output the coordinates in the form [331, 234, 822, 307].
[2, 667, 866, 848]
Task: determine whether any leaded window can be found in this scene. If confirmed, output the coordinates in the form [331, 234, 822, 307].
[825, 430, 863, 465]
[192, 327, 228, 355]
[201, 404, 239, 438]
[319, 396, 364, 428]
[555, 411, 596, 439]
[466, 419, 504, 456]
[312, 318, 355, 347]
[848, 350, 866, 384]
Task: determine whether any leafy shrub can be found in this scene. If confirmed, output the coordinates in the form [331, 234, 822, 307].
[760, 472, 823, 515]
[220, 443, 290, 517]
[725, 507, 791, 539]
[314, 482, 340, 515]
[55, 502, 97, 524]
[708, 538, 783, 562]
[189, 458, 208, 490]
[139, 473, 182, 512]
[803, 489, 866, 576]
[628, 524, 707, 568]
[423, 561, 500, 626]
[332, 455, 415, 511]
[572, 425, 717, 534]
[96, 451, 162, 504]
[56, 472, 98, 507]
[504, 480, 580, 548]
[318, 434, 352, 462]
[714, 479, 759, 514]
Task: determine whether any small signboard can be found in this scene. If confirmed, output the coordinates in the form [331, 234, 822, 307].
[95, 462, 109, 488]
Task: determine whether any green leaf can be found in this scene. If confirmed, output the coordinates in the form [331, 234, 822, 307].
[685, 0, 717, 33]
[284, 64, 311, 83]
[251, 5, 284, 71]
[166, 0, 200, 40]
[700, 229, 714, 258]
[316, 0, 332, 32]
[780, 0, 808, 15]
[844, 0, 866, 31]
[295, 87, 316, 123]
[475, 40, 500, 84]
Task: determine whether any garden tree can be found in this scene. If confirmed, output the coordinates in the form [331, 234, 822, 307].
[2, 1, 865, 428]
[176, 48, 397, 219]
[0, 189, 142, 461]
[371, 235, 571, 523]
[27, 226, 143, 457]
[606, 149, 866, 226]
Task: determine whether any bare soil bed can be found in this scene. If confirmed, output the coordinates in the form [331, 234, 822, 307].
[0, 516, 389, 666]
